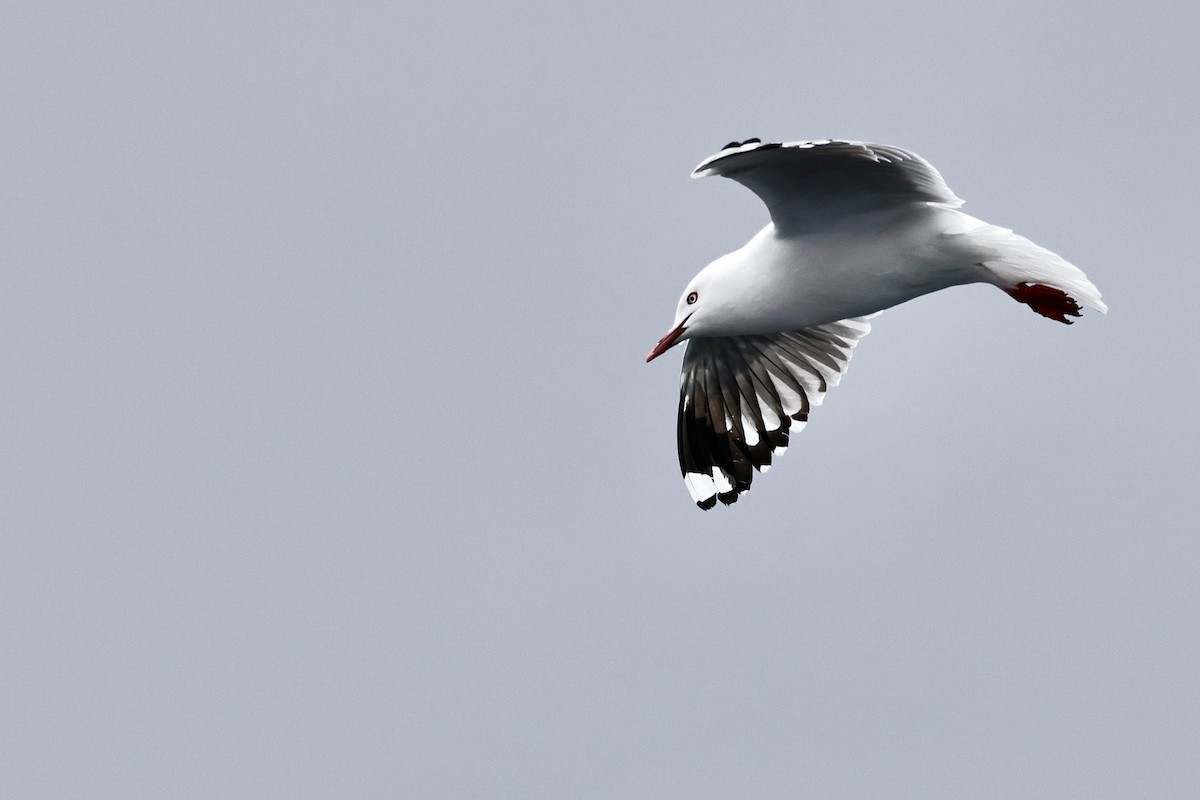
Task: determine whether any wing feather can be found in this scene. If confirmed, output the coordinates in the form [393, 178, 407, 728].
[692, 139, 963, 234]
[677, 316, 875, 509]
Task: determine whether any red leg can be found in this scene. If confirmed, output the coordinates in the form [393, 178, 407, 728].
[1005, 282, 1083, 324]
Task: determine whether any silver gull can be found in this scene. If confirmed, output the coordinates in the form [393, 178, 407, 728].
[647, 138, 1106, 510]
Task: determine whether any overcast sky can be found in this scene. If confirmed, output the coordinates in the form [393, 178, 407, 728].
[3, 2, 1198, 798]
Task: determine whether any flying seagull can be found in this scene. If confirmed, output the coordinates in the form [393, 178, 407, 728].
[647, 138, 1106, 510]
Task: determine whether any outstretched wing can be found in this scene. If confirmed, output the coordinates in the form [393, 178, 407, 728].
[677, 316, 874, 510]
[693, 139, 963, 234]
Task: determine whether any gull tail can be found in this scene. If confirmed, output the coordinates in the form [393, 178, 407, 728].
[953, 217, 1107, 321]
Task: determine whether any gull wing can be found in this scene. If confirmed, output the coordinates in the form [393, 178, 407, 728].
[677, 315, 874, 510]
[693, 139, 963, 234]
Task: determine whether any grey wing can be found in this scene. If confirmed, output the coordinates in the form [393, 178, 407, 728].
[692, 139, 963, 233]
[677, 315, 874, 510]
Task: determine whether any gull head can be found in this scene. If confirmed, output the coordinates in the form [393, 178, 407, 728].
[646, 270, 726, 362]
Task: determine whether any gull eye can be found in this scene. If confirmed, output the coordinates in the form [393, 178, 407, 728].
[686, 291, 698, 305]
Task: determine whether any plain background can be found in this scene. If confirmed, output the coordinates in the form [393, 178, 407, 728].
[3, 1, 1198, 797]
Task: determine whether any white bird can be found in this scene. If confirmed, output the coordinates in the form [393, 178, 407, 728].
[647, 138, 1106, 510]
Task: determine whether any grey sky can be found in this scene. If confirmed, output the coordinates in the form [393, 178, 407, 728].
[3, 1, 1198, 798]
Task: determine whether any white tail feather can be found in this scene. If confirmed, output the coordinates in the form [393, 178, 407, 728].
[954, 218, 1107, 314]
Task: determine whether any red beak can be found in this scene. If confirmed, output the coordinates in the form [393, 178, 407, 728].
[646, 319, 689, 362]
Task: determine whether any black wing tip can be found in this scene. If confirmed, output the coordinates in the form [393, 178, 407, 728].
[720, 137, 763, 150]
[717, 490, 741, 506]
[693, 139, 791, 176]
[694, 489, 744, 511]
